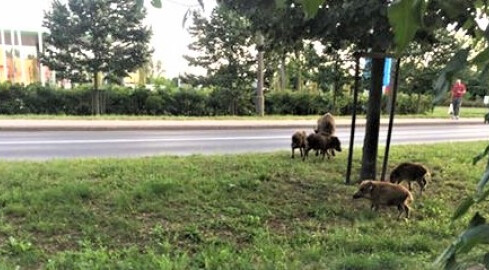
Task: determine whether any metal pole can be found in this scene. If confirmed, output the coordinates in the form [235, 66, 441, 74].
[346, 52, 361, 184]
[380, 58, 401, 181]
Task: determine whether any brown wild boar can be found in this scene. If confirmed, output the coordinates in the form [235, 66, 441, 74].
[353, 180, 413, 219]
[303, 133, 342, 161]
[389, 162, 430, 195]
[291, 131, 307, 159]
[314, 113, 336, 135]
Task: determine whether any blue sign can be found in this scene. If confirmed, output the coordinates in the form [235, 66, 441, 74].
[383, 58, 392, 87]
[362, 57, 392, 86]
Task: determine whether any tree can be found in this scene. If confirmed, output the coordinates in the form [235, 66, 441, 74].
[41, 0, 152, 115]
[183, 7, 255, 115]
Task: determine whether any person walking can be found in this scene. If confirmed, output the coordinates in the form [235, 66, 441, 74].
[450, 79, 467, 120]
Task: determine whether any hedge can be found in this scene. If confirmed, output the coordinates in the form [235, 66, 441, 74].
[0, 83, 434, 116]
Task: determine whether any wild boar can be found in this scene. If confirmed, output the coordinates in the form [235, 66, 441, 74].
[389, 162, 430, 195]
[315, 112, 336, 136]
[291, 131, 307, 159]
[303, 133, 342, 161]
[353, 180, 413, 219]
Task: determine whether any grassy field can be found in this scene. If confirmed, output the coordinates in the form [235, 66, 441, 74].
[0, 106, 487, 121]
[0, 141, 488, 269]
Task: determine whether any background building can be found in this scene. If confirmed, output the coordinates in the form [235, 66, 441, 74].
[0, 28, 55, 85]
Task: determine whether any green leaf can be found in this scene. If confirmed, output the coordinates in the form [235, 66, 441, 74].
[275, 0, 286, 9]
[478, 63, 489, 82]
[475, 187, 489, 203]
[472, 47, 489, 67]
[468, 212, 486, 229]
[452, 197, 475, 221]
[473, 144, 489, 165]
[477, 169, 489, 194]
[483, 252, 489, 268]
[388, 0, 426, 53]
[151, 0, 162, 8]
[439, 0, 470, 20]
[443, 49, 470, 74]
[432, 71, 450, 104]
[458, 224, 489, 254]
[432, 49, 469, 104]
[435, 223, 489, 267]
[301, 0, 324, 19]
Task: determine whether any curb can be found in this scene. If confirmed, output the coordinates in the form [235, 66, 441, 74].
[0, 120, 484, 131]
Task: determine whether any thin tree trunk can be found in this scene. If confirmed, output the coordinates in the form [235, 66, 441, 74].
[93, 72, 100, 115]
[333, 55, 339, 113]
[360, 57, 385, 180]
[255, 32, 265, 116]
[279, 53, 286, 91]
[256, 50, 265, 116]
[295, 50, 302, 92]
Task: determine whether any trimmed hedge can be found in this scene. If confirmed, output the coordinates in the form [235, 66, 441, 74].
[0, 83, 434, 116]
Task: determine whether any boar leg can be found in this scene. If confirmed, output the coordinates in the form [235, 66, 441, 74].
[321, 150, 327, 160]
[303, 148, 311, 161]
[397, 204, 410, 219]
[291, 147, 295, 159]
[419, 177, 427, 194]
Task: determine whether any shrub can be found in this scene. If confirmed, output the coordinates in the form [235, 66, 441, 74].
[0, 83, 436, 116]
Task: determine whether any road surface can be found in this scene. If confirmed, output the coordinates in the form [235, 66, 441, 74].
[0, 123, 488, 160]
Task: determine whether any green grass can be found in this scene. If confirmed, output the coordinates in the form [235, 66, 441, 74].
[427, 106, 488, 118]
[0, 106, 487, 120]
[0, 141, 488, 269]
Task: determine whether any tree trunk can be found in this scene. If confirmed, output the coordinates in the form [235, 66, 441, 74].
[93, 72, 101, 115]
[279, 53, 286, 91]
[360, 57, 385, 180]
[256, 49, 265, 116]
[295, 50, 302, 92]
[333, 55, 339, 113]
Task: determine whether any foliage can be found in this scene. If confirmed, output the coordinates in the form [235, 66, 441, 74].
[41, 0, 152, 114]
[435, 141, 489, 269]
[0, 141, 487, 268]
[42, 0, 152, 82]
[183, 6, 255, 115]
[0, 83, 435, 116]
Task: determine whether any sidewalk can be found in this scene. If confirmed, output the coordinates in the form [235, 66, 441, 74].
[0, 118, 484, 131]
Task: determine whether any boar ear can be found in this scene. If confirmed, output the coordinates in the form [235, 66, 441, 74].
[366, 181, 374, 192]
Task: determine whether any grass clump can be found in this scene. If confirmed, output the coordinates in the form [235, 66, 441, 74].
[0, 141, 487, 269]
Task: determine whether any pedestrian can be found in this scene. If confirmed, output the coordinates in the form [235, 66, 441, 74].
[450, 79, 467, 120]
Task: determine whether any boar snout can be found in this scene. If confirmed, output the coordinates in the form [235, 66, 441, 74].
[352, 192, 363, 199]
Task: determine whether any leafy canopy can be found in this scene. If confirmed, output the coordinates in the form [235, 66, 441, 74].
[41, 0, 153, 83]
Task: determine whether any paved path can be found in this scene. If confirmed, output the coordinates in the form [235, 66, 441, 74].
[0, 121, 487, 160]
[0, 118, 484, 131]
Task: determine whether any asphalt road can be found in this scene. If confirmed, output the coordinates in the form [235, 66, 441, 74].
[0, 123, 488, 160]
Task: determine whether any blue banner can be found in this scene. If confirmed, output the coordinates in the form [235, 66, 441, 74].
[383, 58, 392, 86]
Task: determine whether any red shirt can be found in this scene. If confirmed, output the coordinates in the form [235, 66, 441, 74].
[451, 82, 466, 98]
